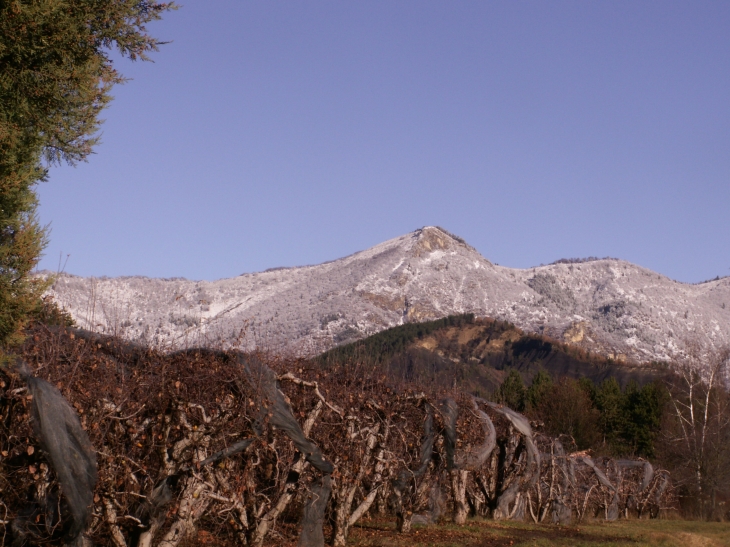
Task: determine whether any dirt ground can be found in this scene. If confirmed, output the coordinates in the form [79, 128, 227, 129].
[345, 517, 730, 547]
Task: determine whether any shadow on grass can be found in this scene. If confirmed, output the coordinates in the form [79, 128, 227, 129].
[181, 518, 725, 547]
[474, 525, 638, 546]
[348, 519, 639, 547]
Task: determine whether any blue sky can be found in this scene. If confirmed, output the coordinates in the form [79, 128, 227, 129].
[38, 1, 729, 283]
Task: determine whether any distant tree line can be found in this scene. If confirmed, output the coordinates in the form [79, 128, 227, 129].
[549, 257, 619, 265]
[494, 350, 730, 520]
[494, 369, 665, 458]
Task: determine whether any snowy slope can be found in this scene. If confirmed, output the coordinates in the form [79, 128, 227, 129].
[45, 227, 730, 363]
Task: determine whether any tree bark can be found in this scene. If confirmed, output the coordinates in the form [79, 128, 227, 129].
[332, 423, 380, 546]
[250, 401, 323, 547]
[451, 469, 469, 524]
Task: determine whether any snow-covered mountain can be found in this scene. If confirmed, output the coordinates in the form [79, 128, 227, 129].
[45, 226, 730, 363]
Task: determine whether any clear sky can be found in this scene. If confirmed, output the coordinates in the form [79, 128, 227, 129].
[37, 1, 730, 283]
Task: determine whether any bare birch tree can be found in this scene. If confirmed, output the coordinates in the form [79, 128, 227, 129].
[660, 346, 730, 518]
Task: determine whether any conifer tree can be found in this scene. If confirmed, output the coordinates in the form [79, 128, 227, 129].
[623, 380, 665, 457]
[525, 369, 552, 412]
[495, 369, 526, 411]
[0, 0, 175, 346]
[594, 377, 626, 452]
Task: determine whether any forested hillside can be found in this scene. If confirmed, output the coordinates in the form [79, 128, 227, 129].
[318, 314, 663, 395]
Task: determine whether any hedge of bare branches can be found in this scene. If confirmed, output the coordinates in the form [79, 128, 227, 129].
[0, 325, 675, 546]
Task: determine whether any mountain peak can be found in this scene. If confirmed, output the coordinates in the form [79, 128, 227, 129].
[410, 226, 480, 256]
[46, 228, 730, 366]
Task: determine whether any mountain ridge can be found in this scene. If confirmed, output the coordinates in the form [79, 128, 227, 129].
[44, 226, 730, 365]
